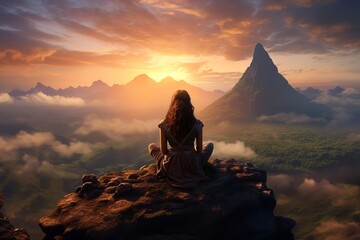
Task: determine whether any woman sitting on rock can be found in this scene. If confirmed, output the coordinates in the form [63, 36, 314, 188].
[148, 90, 214, 188]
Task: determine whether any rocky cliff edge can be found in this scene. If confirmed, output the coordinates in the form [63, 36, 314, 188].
[39, 160, 295, 240]
[0, 195, 30, 240]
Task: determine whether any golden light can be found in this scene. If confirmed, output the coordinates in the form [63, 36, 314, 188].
[147, 66, 189, 81]
[144, 54, 195, 81]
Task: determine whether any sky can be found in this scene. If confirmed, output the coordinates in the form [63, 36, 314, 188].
[0, 0, 359, 92]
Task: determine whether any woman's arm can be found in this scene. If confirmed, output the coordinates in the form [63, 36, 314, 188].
[160, 128, 168, 155]
[196, 128, 203, 153]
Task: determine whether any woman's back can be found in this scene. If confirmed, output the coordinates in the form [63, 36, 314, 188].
[148, 90, 214, 188]
[158, 119, 203, 150]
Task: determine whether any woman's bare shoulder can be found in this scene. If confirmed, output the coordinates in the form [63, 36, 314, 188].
[158, 119, 166, 129]
[195, 119, 204, 132]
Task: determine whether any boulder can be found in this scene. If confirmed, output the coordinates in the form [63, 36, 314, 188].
[39, 160, 295, 240]
[82, 174, 99, 184]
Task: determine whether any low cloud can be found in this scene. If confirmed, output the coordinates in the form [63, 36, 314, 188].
[16, 154, 76, 177]
[0, 92, 85, 106]
[314, 93, 360, 106]
[75, 116, 159, 140]
[0, 93, 13, 104]
[268, 174, 296, 193]
[269, 174, 360, 204]
[311, 88, 360, 125]
[257, 112, 326, 124]
[21, 154, 41, 173]
[20, 92, 85, 106]
[348, 132, 360, 141]
[298, 178, 339, 200]
[327, 107, 353, 126]
[309, 220, 360, 240]
[205, 140, 256, 159]
[0, 131, 92, 162]
[296, 178, 359, 206]
[268, 173, 360, 239]
[256, 88, 360, 126]
[51, 140, 92, 158]
[341, 88, 360, 96]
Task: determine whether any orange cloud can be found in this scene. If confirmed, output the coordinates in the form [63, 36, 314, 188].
[309, 220, 360, 240]
[0, 0, 359, 90]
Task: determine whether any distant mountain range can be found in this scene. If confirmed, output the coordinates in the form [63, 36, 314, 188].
[200, 43, 332, 123]
[9, 44, 348, 123]
[9, 75, 225, 111]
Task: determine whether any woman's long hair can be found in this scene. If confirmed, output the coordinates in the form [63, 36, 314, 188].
[164, 90, 196, 139]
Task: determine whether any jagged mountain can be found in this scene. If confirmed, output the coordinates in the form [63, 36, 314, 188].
[8, 75, 224, 111]
[200, 43, 331, 123]
[297, 87, 322, 100]
[9, 82, 58, 97]
[327, 86, 344, 96]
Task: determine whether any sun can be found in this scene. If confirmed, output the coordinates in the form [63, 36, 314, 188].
[148, 67, 189, 81]
[144, 54, 193, 81]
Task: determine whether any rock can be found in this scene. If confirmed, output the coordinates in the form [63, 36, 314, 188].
[144, 175, 158, 183]
[276, 216, 296, 240]
[78, 182, 97, 194]
[0, 194, 30, 240]
[114, 183, 133, 197]
[105, 186, 117, 194]
[39, 160, 295, 240]
[139, 165, 148, 171]
[213, 159, 221, 164]
[13, 228, 30, 240]
[39, 217, 65, 236]
[76, 181, 104, 199]
[128, 173, 139, 180]
[74, 186, 82, 193]
[82, 174, 99, 184]
[106, 178, 121, 187]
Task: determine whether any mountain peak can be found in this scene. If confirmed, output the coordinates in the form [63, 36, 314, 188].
[90, 80, 109, 88]
[200, 42, 332, 122]
[35, 82, 46, 87]
[160, 76, 176, 83]
[251, 42, 275, 69]
[327, 86, 344, 96]
[254, 42, 265, 53]
[32, 82, 57, 93]
[127, 74, 157, 87]
[132, 74, 153, 82]
[34, 82, 48, 90]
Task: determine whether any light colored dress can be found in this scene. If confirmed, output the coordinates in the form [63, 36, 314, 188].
[150, 119, 213, 188]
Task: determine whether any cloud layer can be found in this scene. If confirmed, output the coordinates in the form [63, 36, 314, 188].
[310, 87, 360, 125]
[257, 112, 326, 124]
[0, 93, 13, 103]
[205, 140, 256, 159]
[0, 92, 85, 106]
[268, 174, 360, 239]
[75, 116, 159, 140]
[20, 92, 85, 106]
[309, 220, 360, 240]
[314, 90, 360, 107]
[0, 131, 92, 162]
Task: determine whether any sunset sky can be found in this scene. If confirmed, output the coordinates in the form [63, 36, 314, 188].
[0, 0, 359, 91]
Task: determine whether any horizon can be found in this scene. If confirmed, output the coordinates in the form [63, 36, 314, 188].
[6, 72, 360, 93]
[0, 1, 359, 92]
